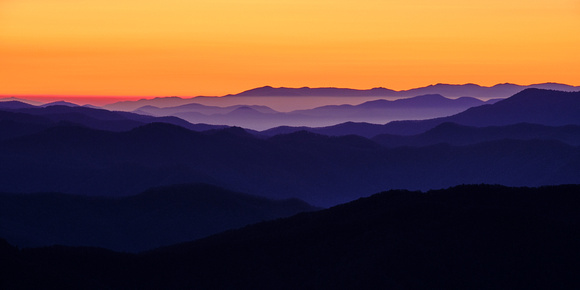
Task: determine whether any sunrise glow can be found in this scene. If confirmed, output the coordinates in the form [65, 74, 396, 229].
[1, 0, 579, 98]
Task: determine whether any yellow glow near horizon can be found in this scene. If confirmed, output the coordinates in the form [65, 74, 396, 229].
[1, 0, 579, 97]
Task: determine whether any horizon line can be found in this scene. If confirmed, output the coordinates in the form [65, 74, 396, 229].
[1, 81, 578, 101]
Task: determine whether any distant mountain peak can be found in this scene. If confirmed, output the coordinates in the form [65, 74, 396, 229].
[0, 100, 37, 110]
[227, 106, 263, 115]
[492, 82, 518, 87]
[228, 83, 579, 99]
[410, 93, 447, 100]
[429, 83, 482, 88]
[233, 86, 397, 97]
[504, 87, 574, 102]
[153, 96, 184, 100]
[234, 86, 303, 97]
[40, 101, 79, 108]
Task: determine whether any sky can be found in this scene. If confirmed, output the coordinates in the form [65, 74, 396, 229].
[1, 0, 579, 99]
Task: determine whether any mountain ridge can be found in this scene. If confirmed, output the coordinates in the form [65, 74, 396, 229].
[99, 82, 580, 112]
[263, 88, 580, 137]
[230, 82, 580, 98]
[0, 183, 317, 252]
[0, 102, 228, 135]
[2, 120, 579, 206]
[125, 94, 494, 130]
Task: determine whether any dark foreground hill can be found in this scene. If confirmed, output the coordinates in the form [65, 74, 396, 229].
[2, 184, 580, 289]
[0, 183, 316, 252]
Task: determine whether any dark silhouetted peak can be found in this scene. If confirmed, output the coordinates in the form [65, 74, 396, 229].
[204, 126, 255, 139]
[357, 94, 483, 109]
[82, 104, 101, 109]
[235, 86, 299, 96]
[485, 98, 504, 104]
[394, 94, 449, 107]
[501, 88, 580, 104]
[0, 103, 208, 133]
[234, 86, 397, 97]
[40, 101, 79, 108]
[22, 104, 123, 118]
[260, 126, 310, 136]
[404, 94, 483, 107]
[529, 82, 580, 91]
[127, 122, 196, 139]
[310, 121, 387, 137]
[436, 83, 481, 88]
[492, 83, 519, 88]
[409, 93, 447, 101]
[356, 99, 390, 108]
[416, 88, 580, 128]
[0, 100, 37, 110]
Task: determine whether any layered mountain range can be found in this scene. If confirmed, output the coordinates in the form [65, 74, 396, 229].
[131, 94, 499, 130]
[0, 88, 579, 207]
[1, 86, 580, 287]
[264, 88, 580, 136]
[101, 82, 580, 111]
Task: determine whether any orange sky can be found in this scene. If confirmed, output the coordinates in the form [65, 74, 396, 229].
[1, 0, 579, 98]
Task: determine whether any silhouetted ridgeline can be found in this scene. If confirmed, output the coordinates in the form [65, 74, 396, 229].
[131, 94, 492, 130]
[1, 121, 580, 206]
[230, 83, 579, 98]
[263, 88, 580, 137]
[0, 183, 317, 252]
[0, 101, 226, 138]
[2, 184, 580, 289]
[372, 122, 580, 147]
[96, 83, 579, 112]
